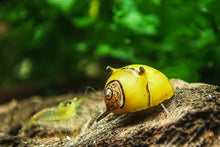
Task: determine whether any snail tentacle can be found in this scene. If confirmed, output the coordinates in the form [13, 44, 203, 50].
[96, 110, 110, 122]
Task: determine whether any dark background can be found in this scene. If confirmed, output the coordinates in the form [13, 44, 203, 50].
[0, 0, 219, 100]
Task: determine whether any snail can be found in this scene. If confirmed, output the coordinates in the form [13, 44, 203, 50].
[96, 64, 175, 122]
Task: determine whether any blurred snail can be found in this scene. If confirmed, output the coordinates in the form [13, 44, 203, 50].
[96, 64, 175, 122]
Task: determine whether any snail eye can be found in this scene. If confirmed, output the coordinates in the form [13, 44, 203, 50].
[105, 88, 113, 100]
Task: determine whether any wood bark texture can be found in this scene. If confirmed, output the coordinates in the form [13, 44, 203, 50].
[0, 79, 219, 146]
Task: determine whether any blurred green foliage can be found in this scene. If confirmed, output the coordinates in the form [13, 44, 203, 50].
[0, 0, 220, 90]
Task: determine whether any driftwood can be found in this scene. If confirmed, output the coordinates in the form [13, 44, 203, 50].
[0, 79, 219, 146]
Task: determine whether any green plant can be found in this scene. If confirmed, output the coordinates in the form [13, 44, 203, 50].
[0, 0, 219, 90]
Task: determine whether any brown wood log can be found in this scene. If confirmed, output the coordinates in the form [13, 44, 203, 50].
[0, 79, 219, 146]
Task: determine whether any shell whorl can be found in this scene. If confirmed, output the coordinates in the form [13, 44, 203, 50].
[104, 80, 125, 111]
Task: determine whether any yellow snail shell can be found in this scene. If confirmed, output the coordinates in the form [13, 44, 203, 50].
[97, 64, 175, 122]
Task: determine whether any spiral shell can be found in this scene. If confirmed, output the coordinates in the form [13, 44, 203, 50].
[97, 64, 175, 122]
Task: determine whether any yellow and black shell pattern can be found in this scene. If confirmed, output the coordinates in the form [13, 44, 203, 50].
[97, 64, 175, 121]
